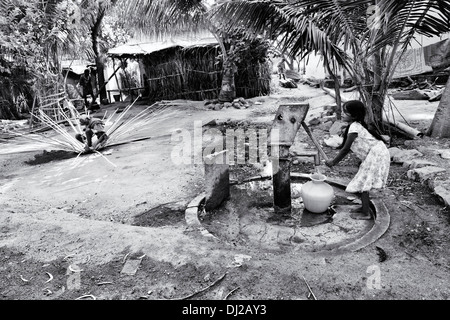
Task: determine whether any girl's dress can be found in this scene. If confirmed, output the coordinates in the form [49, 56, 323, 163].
[345, 122, 390, 193]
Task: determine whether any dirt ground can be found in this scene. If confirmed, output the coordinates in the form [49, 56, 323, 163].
[0, 76, 449, 307]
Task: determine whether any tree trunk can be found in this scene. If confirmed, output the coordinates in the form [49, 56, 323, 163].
[370, 51, 385, 130]
[95, 56, 107, 103]
[371, 93, 384, 127]
[218, 60, 236, 102]
[427, 73, 450, 138]
[91, 8, 107, 103]
[325, 61, 342, 120]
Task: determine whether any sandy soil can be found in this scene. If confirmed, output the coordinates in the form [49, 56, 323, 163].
[0, 78, 449, 305]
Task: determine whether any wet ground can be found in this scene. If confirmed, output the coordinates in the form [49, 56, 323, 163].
[201, 178, 375, 252]
[0, 80, 449, 306]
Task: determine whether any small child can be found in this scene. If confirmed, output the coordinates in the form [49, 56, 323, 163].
[75, 114, 108, 152]
[325, 100, 390, 220]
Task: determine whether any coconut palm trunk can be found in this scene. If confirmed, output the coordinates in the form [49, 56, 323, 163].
[218, 67, 236, 102]
[212, 0, 450, 135]
[91, 7, 108, 104]
[427, 74, 450, 138]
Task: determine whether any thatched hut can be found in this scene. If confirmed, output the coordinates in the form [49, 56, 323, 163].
[107, 36, 271, 102]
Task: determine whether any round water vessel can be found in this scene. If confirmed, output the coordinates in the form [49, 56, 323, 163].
[301, 173, 335, 213]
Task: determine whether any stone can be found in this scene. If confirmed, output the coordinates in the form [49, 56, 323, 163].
[391, 89, 429, 100]
[407, 166, 446, 182]
[431, 182, 450, 207]
[185, 206, 202, 228]
[121, 259, 142, 276]
[437, 149, 450, 160]
[388, 147, 402, 159]
[308, 117, 321, 126]
[329, 120, 348, 135]
[402, 159, 438, 169]
[204, 150, 230, 211]
[391, 148, 423, 163]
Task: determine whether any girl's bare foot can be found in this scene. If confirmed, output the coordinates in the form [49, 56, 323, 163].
[350, 212, 372, 220]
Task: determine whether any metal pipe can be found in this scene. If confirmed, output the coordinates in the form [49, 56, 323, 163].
[269, 104, 310, 215]
[272, 145, 292, 215]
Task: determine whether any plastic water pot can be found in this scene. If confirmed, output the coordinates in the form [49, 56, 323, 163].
[301, 173, 335, 213]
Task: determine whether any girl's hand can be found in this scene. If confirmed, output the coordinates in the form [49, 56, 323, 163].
[325, 160, 334, 168]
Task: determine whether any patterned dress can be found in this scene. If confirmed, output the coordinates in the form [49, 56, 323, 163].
[345, 122, 390, 193]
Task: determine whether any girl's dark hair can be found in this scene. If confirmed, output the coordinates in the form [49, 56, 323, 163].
[339, 100, 384, 148]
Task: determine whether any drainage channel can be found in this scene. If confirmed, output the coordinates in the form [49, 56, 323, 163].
[185, 174, 390, 256]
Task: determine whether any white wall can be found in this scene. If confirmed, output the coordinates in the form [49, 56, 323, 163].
[303, 54, 327, 79]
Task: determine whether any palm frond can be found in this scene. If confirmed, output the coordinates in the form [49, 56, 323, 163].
[366, 0, 450, 56]
[118, 0, 209, 38]
[212, 1, 353, 69]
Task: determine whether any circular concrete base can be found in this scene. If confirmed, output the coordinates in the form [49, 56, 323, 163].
[186, 174, 390, 255]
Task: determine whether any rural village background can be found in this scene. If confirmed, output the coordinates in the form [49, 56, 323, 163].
[0, 0, 450, 307]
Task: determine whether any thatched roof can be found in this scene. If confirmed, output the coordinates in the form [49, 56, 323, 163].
[61, 60, 93, 75]
[108, 36, 218, 58]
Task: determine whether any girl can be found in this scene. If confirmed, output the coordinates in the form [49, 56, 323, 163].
[325, 100, 390, 220]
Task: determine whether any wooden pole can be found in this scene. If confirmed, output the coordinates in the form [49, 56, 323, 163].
[29, 96, 37, 130]
[93, 65, 122, 102]
[301, 122, 329, 161]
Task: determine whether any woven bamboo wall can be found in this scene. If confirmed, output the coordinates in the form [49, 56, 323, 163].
[140, 44, 271, 101]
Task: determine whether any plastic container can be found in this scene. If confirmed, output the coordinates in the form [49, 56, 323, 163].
[301, 173, 335, 213]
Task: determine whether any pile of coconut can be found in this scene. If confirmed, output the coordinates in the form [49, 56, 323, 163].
[204, 97, 250, 111]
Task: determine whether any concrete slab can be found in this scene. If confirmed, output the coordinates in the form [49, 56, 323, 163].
[407, 166, 447, 182]
[391, 148, 424, 163]
[428, 178, 450, 207]
[191, 177, 390, 255]
[121, 258, 142, 276]
[402, 159, 439, 169]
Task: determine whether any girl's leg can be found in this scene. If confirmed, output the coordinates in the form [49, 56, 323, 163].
[350, 191, 372, 220]
[361, 191, 370, 214]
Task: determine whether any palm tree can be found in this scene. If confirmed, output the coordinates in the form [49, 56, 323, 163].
[0, 0, 87, 118]
[78, 0, 120, 104]
[427, 71, 450, 138]
[0, 0, 128, 118]
[116, 0, 241, 102]
[212, 0, 450, 133]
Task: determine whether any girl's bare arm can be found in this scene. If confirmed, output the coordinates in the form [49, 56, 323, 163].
[326, 133, 357, 167]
